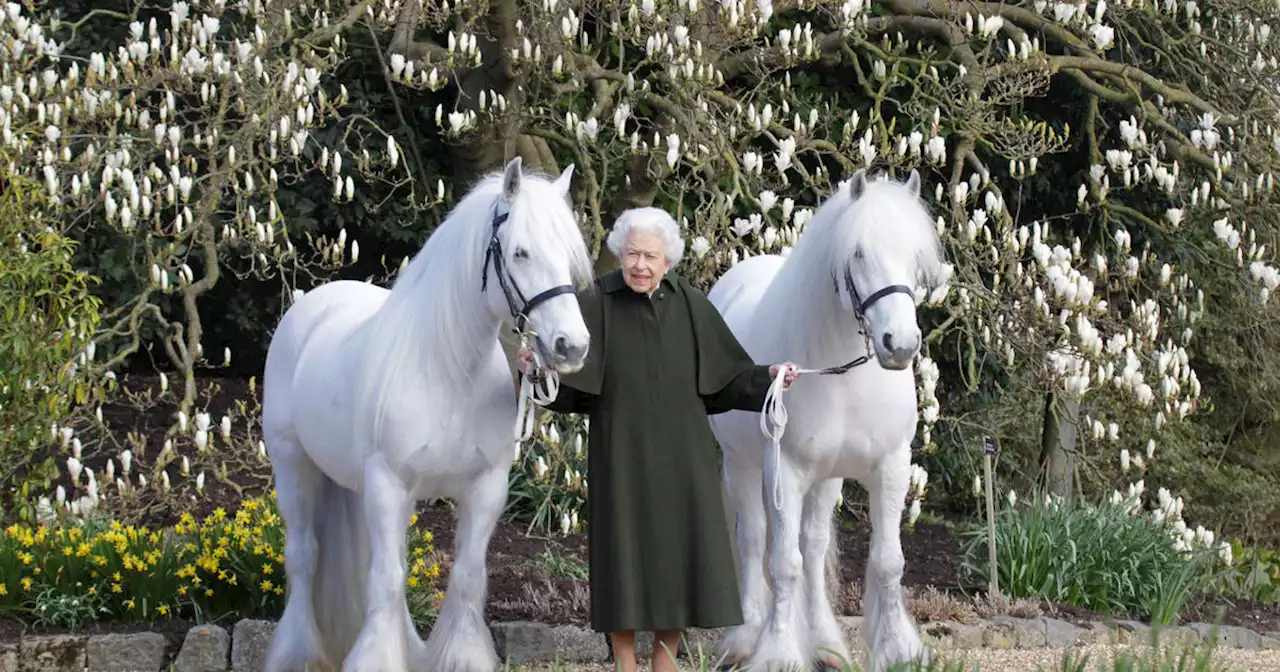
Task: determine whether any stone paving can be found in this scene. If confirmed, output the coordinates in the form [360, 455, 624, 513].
[1, 615, 1278, 670]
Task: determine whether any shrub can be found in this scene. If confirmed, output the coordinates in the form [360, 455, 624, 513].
[0, 492, 442, 627]
[0, 164, 104, 515]
[959, 490, 1222, 624]
[1196, 541, 1280, 604]
[506, 415, 588, 537]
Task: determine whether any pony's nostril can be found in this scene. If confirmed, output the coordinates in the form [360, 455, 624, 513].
[882, 333, 894, 352]
[553, 335, 570, 357]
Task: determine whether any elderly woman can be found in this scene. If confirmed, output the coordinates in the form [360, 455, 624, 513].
[517, 207, 798, 672]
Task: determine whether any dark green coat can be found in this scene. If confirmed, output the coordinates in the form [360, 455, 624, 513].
[541, 269, 775, 634]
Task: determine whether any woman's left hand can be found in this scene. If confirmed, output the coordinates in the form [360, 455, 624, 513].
[770, 362, 801, 389]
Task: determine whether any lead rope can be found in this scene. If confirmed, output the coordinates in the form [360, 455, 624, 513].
[761, 367, 791, 511]
[760, 364, 830, 511]
[759, 326, 876, 512]
[514, 330, 560, 459]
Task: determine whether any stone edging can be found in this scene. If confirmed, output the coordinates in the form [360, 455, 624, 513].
[2, 616, 1278, 671]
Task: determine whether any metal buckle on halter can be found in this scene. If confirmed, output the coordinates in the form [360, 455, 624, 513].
[518, 328, 548, 385]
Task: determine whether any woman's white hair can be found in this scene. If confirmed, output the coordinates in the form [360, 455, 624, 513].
[606, 207, 685, 266]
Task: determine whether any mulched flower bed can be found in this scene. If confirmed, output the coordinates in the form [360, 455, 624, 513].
[2, 373, 1278, 641]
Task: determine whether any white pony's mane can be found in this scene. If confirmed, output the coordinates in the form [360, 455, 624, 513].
[350, 168, 593, 447]
[757, 173, 944, 355]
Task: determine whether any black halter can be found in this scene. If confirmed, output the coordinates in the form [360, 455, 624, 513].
[481, 202, 576, 335]
[816, 264, 915, 374]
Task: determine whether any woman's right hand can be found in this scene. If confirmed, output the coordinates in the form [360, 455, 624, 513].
[515, 346, 534, 375]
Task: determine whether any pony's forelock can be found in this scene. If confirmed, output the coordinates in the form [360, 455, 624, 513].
[500, 171, 594, 290]
[840, 177, 944, 287]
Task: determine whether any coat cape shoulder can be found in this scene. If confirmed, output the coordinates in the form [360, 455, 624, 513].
[558, 269, 757, 398]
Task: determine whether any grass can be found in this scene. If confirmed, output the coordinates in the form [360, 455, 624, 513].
[959, 492, 1212, 625]
[528, 547, 589, 580]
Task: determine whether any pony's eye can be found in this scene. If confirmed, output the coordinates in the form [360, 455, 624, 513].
[513, 248, 530, 260]
[854, 248, 864, 260]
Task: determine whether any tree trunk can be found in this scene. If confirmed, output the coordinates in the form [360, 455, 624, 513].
[1039, 391, 1080, 500]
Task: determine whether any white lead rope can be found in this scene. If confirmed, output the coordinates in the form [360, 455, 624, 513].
[761, 368, 790, 512]
[760, 364, 828, 512]
[514, 332, 559, 459]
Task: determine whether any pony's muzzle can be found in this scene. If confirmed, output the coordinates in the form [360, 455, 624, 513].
[878, 329, 921, 370]
[543, 333, 589, 373]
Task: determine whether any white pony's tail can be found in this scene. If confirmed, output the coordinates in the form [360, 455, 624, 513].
[263, 467, 370, 672]
[260, 288, 375, 671]
[310, 473, 372, 667]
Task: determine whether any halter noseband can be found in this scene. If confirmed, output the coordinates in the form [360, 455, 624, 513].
[843, 264, 915, 318]
[481, 202, 576, 335]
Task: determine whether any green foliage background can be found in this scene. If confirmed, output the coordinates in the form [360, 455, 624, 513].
[0, 159, 105, 510]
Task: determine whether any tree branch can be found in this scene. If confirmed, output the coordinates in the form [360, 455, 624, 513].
[365, 18, 430, 201]
[1052, 55, 1230, 123]
[716, 29, 847, 83]
[1060, 67, 1220, 175]
[386, 0, 460, 70]
[302, 0, 378, 46]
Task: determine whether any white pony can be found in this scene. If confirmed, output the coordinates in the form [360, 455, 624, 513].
[707, 168, 946, 672]
[260, 157, 594, 672]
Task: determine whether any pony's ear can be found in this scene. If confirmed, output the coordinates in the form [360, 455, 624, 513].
[905, 169, 921, 197]
[848, 168, 868, 200]
[553, 163, 576, 195]
[502, 156, 523, 201]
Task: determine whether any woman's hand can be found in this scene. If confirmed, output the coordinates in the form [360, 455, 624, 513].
[769, 362, 800, 389]
[516, 346, 534, 375]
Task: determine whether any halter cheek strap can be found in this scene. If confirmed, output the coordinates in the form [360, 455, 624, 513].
[481, 206, 577, 334]
[480, 200, 577, 457]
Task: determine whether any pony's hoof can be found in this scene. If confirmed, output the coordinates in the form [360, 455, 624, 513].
[718, 622, 764, 668]
[422, 625, 500, 672]
[746, 656, 810, 672]
[814, 647, 853, 671]
[343, 645, 407, 672]
[810, 621, 851, 670]
[422, 649, 500, 672]
[748, 634, 808, 672]
[864, 643, 928, 672]
[263, 603, 330, 672]
[344, 616, 409, 672]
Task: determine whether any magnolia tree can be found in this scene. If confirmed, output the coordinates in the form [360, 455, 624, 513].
[379, 0, 1278, 545]
[0, 0, 448, 516]
[1, 0, 1276, 547]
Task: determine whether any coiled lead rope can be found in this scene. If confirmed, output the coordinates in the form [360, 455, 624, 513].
[514, 331, 559, 458]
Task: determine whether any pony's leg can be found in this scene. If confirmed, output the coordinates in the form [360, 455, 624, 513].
[718, 454, 770, 666]
[343, 454, 414, 672]
[403, 596, 427, 668]
[263, 435, 329, 672]
[861, 446, 925, 672]
[748, 456, 809, 672]
[421, 463, 505, 672]
[800, 477, 849, 669]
